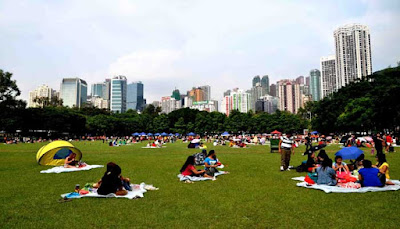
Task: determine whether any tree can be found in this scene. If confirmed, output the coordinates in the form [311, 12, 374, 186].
[0, 69, 26, 109]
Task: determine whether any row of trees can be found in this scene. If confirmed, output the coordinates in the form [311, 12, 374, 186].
[1, 66, 399, 137]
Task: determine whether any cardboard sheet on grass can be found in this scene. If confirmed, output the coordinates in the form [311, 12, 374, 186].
[178, 171, 228, 182]
[61, 183, 158, 200]
[40, 165, 103, 174]
[292, 177, 400, 193]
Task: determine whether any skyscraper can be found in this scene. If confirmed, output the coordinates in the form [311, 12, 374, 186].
[199, 85, 211, 101]
[221, 88, 250, 115]
[320, 55, 337, 98]
[91, 83, 105, 98]
[127, 81, 144, 111]
[334, 24, 372, 89]
[60, 78, 87, 108]
[277, 80, 302, 114]
[103, 79, 111, 100]
[110, 75, 127, 113]
[295, 76, 304, 85]
[261, 75, 269, 95]
[269, 84, 277, 97]
[310, 69, 321, 101]
[188, 87, 205, 102]
[252, 75, 260, 87]
[250, 83, 265, 111]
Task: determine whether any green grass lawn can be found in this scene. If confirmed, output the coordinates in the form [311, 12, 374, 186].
[0, 141, 399, 228]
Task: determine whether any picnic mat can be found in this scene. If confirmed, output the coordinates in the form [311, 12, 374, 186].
[178, 171, 228, 182]
[292, 176, 400, 193]
[141, 146, 166, 149]
[40, 165, 104, 174]
[61, 183, 158, 200]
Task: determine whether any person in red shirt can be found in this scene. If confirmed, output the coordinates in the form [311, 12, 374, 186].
[180, 156, 212, 178]
[386, 134, 393, 152]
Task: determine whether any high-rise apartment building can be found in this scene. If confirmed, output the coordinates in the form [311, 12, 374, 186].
[110, 75, 127, 113]
[277, 80, 302, 114]
[220, 88, 250, 115]
[127, 81, 144, 111]
[310, 69, 321, 101]
[60, 78, 87, 108]
[269, 84, 277, 97]
[199, 85, 211, 101]
[188, 87, 205, 102]
[28, 84, 58, 108]
[334, 24, 372, 89]
[160, 96, 181, 114]
[261, 75, 270, 95]
[320, 55, 337, 98]
[103, 79, 111, 100]
[295, 76, 304, 85]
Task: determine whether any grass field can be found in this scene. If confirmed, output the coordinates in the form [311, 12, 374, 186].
[0, 141, 399, 228]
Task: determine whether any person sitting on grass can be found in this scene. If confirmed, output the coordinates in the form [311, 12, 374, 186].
[316, 158, 337, 186]
[204, 150, 221, 177]
[332, 156, 349, 173]
[180, 156, 212, 178]
[373, 154, 394, 185]
[317, 150, 329, 165]
[96, 162, 130, 196]
[305, 151, 318, 172]
[64, 153, 86, 168]
[358, 160, 384, 187]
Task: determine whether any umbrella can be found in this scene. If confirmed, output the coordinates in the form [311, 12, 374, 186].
[271, 130, 281, 135]
[161, 132, 168, 136]
[169, 133, 174, 136]
[221, 131, 230, 136]
[132, 132, 139, 136]
[335, 146, 364, 160]
[154, 133, 160, 136]
[140, 132, 146, 136]
[175, 133, 180, 136]
[191, 139, 201, 143]
[311, 131, 318, 134]
[147, 133, 153, 136]
[187, 132, 196, 136]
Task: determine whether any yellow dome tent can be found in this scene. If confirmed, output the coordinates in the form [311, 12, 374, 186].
[36, 140, 82, 166]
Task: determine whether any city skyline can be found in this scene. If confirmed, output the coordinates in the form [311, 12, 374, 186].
[1, 1, 399, 104]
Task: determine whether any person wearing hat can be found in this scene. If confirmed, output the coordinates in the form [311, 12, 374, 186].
[279, 133, 295, 171]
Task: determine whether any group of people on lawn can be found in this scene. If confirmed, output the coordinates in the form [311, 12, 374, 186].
[180, 150, 228, 180]
[279, 133, 394, 188]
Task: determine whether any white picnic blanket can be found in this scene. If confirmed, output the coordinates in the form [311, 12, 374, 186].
[292, 176, 400, 193]
[178, 171, 228, 182]
[40, 165, 104, 174]
[141, 146, 166, 149]
[61, 183, 158, 200]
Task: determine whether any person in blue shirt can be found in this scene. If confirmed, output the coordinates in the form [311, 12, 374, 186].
[358, 160, 384, 187]
[204, 150, 220, 177]
[316, 158, 337, 186]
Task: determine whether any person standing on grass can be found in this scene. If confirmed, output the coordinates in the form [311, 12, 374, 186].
[279, 133, 294, 171]
[305, 133, 312, 151]
[373, 133, 384, 155]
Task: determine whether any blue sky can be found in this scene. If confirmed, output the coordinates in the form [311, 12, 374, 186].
[1, 0, 399, 103]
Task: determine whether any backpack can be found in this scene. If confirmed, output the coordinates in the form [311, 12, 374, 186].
[193, 152, 207, 165]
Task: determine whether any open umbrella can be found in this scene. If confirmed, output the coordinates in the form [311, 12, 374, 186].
[161, 132, 168, 136]
[154, 133, 160, 136]
[271, 130, 281, 135]
[335, 146, 364, 160]
[175, 133, 180, 136]
[147, 133, 153, 136]
[169, 133, 174, 136]
[132, 132, 139, 136]
[140, 132, 146, 136]
[311, 131, 318, 134]
[187, 132, 196, 136]
[221, 131, 230, 136]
